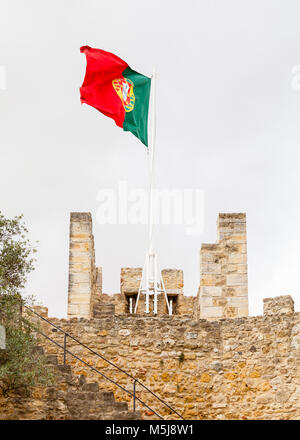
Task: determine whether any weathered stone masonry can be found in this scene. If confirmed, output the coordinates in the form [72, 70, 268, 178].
[67, 213, 98, 319]
[198, 213, 248, 320]
[68, 212, 248, 320]
[13, 212, 300, 420]
[36, 295, 300, 420]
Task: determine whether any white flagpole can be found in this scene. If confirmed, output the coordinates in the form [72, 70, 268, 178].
[134, 66, 171, 315]
[148, 66, 156, 254]
[134, 67, 156, 314]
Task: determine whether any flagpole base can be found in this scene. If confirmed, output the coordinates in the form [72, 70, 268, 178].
[133, 251, 171, 315]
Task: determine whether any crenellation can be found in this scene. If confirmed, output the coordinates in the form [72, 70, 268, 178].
[198, 213, 249, 321]
[63, 212, 258, 327]
[263, 295, 295, 316]
[67, 212, 97, 319]
[120, 267, 142, 295]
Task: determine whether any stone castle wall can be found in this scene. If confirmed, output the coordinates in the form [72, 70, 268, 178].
[4, 212, 298, 420]
[67, 213, 97, 319]
[67, 212, 249, 320]
[198, 213, 248, 320]
[35, 295, 300, 420]
[119, 267, 192, 316]
[38, 211, 300, 420]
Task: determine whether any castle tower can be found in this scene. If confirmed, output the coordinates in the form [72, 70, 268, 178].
[67, 212, 97, 319]
[198, 213, 248, 320]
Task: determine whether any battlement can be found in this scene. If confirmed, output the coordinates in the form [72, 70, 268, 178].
[198, 213, 248, 320]
[67, 212, 97, 319]
[67, 212, 249, 320]
[30, 211, 300, 420]
[263, 295, 295, 315]
[31, 293, 300, 420]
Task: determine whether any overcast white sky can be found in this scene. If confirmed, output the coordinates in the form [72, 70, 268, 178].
[1, 0, 300, 318]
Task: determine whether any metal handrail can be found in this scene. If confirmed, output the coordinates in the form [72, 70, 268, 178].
[24, 304, 185, 420]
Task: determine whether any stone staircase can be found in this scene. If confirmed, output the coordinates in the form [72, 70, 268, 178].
[92, 301, 115, 319]
[33, 346, 140, 420]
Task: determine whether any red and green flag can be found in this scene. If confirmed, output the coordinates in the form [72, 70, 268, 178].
[80, 46, 151, 146]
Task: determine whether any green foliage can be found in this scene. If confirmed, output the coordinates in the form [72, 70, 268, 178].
[0, 295, 55, 396]
[178, 352, 184, 363]
[0, 211, 37, 295]
[0, 212, 53, 396]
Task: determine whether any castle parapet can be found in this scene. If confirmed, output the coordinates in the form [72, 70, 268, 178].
[120, 267, 186, 315]
[67, 212, 97, 319]
[66, 212, 250, 320]
[120, 268, 142, 295]
[263, 295, 294, 315]
[198, 213, 249, 320]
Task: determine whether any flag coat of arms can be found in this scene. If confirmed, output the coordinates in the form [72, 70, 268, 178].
[80, 46, 151, 146]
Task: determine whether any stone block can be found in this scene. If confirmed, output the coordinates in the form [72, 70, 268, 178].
[200, 306, 224, 318]
[225, 263, 247, 274]
[67, 304, 79, 316]
[200, 286, 223, 297]
[201, 244, 219, 252]
[218, 213, 246, 223]
[200, 274, 226, 286]
[120, 268, 142, 294]
[0, 325, 5, 349]
[68, 212, 96, 319]
[96, 267, 102, 294]
[226, 297, 248, 307]
[161, 269, 184, 291]
[70, 233, 91, 242]
[237, 307, 249, 317]
[263, 295, 294, 316]
[213, 297, 228, 307]
[201, 296, 213, 306]
[198, 213, 248, 320]
[70, 223, 92, 234]
[219, 234, 247, 243]
[185, 332, 198, 339]
[227, 253, 247, 264]
[69, 272, 91, 283]
[201, 262, 222, 274]
[75, 284, 92, 295]
[69, 255, 91, 263]
[76, 304, 90, 317]
[32, 306, 48, 318]
[226, 273, 248, 286]
[222, 286, 248, 297]
[68, 294, 91, 304]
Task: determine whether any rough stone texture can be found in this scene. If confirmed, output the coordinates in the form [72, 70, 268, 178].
[118, 267, 193, 316]
[264, 296, 294, 316]
[67, 213, 97, 319]
[0, 325, 5, 350]
[96, 267, 102, 295]
[31, 306, 48, 318]
[0, 347, 140, 420]
[120, 267, 142, 295]
[68, 212, 248, 320]
[198, 213, 249, 320]
[161, 269, 183, 293]
[19, 211, 300, 420]
[27, 295, 300, 420]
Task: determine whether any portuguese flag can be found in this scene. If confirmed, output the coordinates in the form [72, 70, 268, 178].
[80, 46, 151, 146]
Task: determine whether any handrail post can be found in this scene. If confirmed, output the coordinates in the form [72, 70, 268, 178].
[133, 379, 137, 412]
[63, 334, 67, 366]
